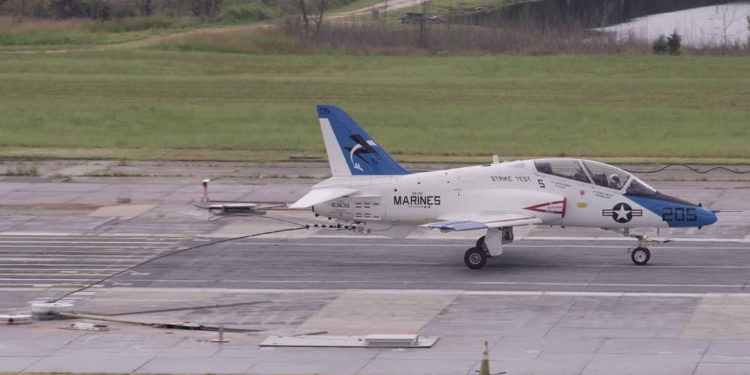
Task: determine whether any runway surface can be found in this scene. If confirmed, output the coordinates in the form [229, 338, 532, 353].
[0, 235, 177, 287]
[118, 237, 750, 293]
[1, 162, 749, 375]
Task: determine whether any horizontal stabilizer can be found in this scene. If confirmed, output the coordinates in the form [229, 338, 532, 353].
[289, 188, 359, 209]
[422, 213, 541, 232]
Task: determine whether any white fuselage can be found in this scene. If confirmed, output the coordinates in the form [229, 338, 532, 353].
[312, 159, 666, 229]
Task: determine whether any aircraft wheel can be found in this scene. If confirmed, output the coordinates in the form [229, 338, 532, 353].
[631, 247, 650, 266]
[475, 236, 486, 249]
[464, 247, 487, 270]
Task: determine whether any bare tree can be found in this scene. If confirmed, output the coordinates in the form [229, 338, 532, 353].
[417, 0, 431, 48]
[309, 0, 326, 35]
[298, 0, 310, 33]
[295, 0, 326, 35]
[381, 0, 387, 26]
[137, 0, 154, 16]
[711, 4, 742, 47]
[190, 0, 223, 18]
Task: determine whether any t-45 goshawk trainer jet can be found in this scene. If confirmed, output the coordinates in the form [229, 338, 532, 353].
[290, 105, 718, 270]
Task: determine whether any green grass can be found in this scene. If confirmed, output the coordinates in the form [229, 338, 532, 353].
[0, 50, 748, 162]
[0, 17, 208, 46]
[389, 0, 522, 21]
[158, 30, 302, 54]
[332, 0, 389, 13]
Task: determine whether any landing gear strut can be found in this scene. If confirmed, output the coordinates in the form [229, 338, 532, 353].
[476, 235, 486, 249]
[623, 233, 667, 266]
[464, 228, 514, 270]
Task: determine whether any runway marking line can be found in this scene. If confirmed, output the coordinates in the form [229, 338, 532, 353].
[311, 234, 750, 243]
[220, 241, 750, 251]
[0, 283, 88, 286]
[0, 245, 170, 249]
[81, 286, 750, 299]
[0, 277, 113, 281]
[0, 234, 184, 239]
[123, 278, 750, 290]
[0, 272, 115, 276]
[0, 240, 177, 245]
[0, 285, 86, 290]
[0, 263, 133, 267]
[0, 268, 128, 272]
[0, 254, 153, 258]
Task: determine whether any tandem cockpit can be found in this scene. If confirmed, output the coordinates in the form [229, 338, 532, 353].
[532, 158, 657, 197]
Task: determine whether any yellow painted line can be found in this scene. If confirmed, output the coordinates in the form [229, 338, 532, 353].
[0, 272, 115, 276]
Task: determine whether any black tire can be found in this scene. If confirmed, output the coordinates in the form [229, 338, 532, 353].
[475, 236, 486, 249]
[464, 247, 487, 270]
[631, 247, 650, 265]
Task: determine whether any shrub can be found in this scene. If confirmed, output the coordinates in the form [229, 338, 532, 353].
[216, 2, 276, 22]
[5, 165, 39, 176]
[86, 16, 198, 32]
[666, 31, 681, 55]
[652, 35, 668, 54]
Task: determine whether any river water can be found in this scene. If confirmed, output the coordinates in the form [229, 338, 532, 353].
[454, 0, 750, 47]
[600, 2, 750, 47]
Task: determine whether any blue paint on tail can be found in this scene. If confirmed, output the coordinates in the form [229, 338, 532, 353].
[317, 105, 411, 176]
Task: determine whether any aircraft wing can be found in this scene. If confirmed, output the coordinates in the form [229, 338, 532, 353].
[289, 188, 359, 209]
[421, 213, 542, 232]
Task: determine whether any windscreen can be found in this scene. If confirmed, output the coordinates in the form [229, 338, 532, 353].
[534, 159, 590, 183]
[582, 160, 630, 190]
[626, 177, 657, 196]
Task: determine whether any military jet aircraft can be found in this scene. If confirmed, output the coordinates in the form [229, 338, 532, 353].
[290, 105, 718, 269]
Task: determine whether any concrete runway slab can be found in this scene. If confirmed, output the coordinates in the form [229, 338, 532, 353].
[7, 289, 750, 374]
[0, 163, 749, 374]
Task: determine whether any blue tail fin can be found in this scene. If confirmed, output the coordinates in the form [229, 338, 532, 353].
[317, 105, 411, 176]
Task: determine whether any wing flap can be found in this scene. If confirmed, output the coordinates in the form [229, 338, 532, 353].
[422, 213, 541, 232]
[288, 188, 358, 209]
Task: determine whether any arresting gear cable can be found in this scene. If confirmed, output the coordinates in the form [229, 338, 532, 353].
[624, 164, 750, 174]
[48, 220, 310, 304]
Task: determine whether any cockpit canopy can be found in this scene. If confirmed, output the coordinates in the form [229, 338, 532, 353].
[533, 158, 656, 195]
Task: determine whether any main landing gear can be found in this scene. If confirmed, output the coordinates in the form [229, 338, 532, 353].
[464, 228, 514, 270]
[464, 247, 487, 270]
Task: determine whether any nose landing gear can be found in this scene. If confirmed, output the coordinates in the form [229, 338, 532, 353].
[624, 233, 669, 266]
[630, 247, 651, 265]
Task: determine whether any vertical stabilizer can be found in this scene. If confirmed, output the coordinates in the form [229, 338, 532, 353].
[317, 105, 411, 176]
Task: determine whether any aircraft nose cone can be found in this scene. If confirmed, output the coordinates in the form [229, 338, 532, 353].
[698, 207, 718, 226]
